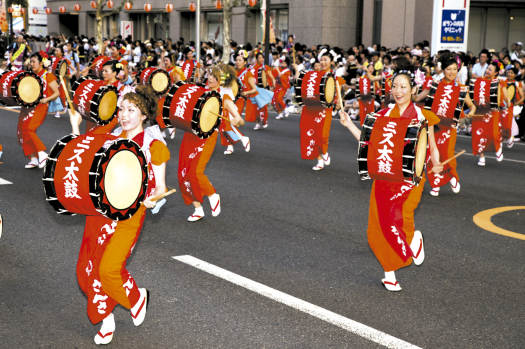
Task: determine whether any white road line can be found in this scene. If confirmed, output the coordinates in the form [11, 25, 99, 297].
[173, 255, 422, 349]
[0, 178, 13, 185]
[461, 152, 525, 164]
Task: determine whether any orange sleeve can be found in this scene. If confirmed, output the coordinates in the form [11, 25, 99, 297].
[87, 119, 119, 135]
[421, 109, 440, 126]
[120, 60, 129, 66]
[47, 73, 58, 84]
[150, 140, 171, 165]
[500, 80, 507, 88]
[337, 76, 345, 86]
[281, 72, 291, 89]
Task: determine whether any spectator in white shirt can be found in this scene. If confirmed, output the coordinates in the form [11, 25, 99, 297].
[471, 49, 489, 79]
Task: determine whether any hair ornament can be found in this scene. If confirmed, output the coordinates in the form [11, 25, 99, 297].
[117, 85, 136, 108]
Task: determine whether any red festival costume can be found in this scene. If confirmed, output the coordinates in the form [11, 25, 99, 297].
[235, 68, 253, 115]
[17, 69, 56, 156]
[367, 103, 440, 271]
[76, 129, 169, 324]
[470, 78, 504, 155]
[358, 74, 375, 126]
[180, 59, 201, 83]
[218, 90, 245, 146]
[425, 80, 466, 188]
[271, 68, 291, 114]
[245, 63, 269, 124]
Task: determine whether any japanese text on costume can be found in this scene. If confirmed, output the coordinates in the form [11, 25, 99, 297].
[174, 85, 199, 119]
[437, 85, 453, 117]
[78, 82, 95, 116]
[377, 121, 397, 174]
[306, 73, 318, 98]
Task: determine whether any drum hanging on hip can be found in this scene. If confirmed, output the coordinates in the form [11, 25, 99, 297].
[71, 77, 118, 125]
[256, 67, 267, 88]
[162, 81, 222, 139]
[138, 67, 171, 95]
[357, 113, 428, 185]
[90, 55, 112, 79]
[0, 70, 44, 107]
[50, 57, 68, 78]
[43, 134, 148, 220]
[294, 71, 335, 108]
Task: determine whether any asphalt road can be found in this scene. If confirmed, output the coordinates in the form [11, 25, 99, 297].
[0, 107, 524, 348]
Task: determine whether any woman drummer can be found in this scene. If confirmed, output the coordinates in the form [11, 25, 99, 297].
[179, 46, 202, 84]
[339, 61, 443, 291]
[51, 45, 77, 118]
[80, 60, 123, 135]
[211, 63, 251, 155]
[468, 61, 509, 166]
[246, 52, 276, 130]
[299, 49, 344, 170]
[413, 53, 476, 196]
[272, 56, 292, 120]
[70, 85, 169, 345]
[18, 51, 60, 169]
[107, 41, 131, 85]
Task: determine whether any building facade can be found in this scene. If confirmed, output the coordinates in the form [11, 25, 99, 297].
[45, 0, 525, 52]
[46, 0, 358, 48]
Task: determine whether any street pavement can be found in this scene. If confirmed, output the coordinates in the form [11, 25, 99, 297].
[0, 107, 524, 348]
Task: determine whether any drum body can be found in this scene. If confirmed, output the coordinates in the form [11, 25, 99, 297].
[424, 81, 468, 127]
[357, 113, 428, 186]
[90, 56, 112, 79]
[231, 78, 244, 102]
[294, 71, 335, 108]
[43, 134, 148, 220]
[139, 68, 170, 95]
[0, 70, 44, 107]
[256, 67, 267, 88]
[50, 57, 68, 78]
[163, 81, 222, 139]
[71, 77, 118, 125]
[469, 78, 500, 115]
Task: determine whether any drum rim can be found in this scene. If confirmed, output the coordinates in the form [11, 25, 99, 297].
[294, 70, 307, 106]
[0, 70, 13, 106]
[11, 71, 44, 108]
[92, 139, 148, 220]
[232, 78, 244, 102]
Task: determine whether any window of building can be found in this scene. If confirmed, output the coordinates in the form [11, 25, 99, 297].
[255, 7, 289, 43]
[468, 4, 525, 55]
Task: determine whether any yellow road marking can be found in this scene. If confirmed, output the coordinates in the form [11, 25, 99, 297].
[473, 206, 525, 240]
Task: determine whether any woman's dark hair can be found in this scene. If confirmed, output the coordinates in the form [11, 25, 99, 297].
[31, 51, 51, 68]
[55, 45, 64, 55]
[438, 52, 458, 70]
[103, 60, 123, 74]
[123, 85, 159, 122]
[383, 54, 392, 65]
[256, 52, 264, 60]
[393, 60, 416, 87]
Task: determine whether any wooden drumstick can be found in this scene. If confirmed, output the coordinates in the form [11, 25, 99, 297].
[208, 110, 231, 122]
[439, 150, 466, 166]
[142, 188, 177, 205]
[60, 76, 75, 112]
[336, 80, 344, 111]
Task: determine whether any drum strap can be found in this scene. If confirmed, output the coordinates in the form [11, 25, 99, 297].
[11, 44, 26, 63]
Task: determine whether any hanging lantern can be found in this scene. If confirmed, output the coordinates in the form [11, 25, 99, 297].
[144, 3, 152, 12]
[32, 7, 39, 14]
[45, 7, 52, 14]
[215, 0, 222, 10]
[7, 7, 13, 13]
[107, 0, 114, 9]
[91, 1, 97, 9]
[124, 1, 132, 10]
[74, 3, 81, 11]
[59, 6, 66, 13]
[248, 0, 257, 6]
[166, 3, 174, 13]
[21, 8, 26, 15]
[189, 2, 196, 12]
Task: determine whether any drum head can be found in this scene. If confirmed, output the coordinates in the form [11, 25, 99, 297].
[104, 150, 143, 210]
[508, 84, 516, 102]
[98, 91, 118, 121]
[415, 130, 428, 177]
[261, 70, 267, 87]
[200, 96, 220, 133]
[231, 80, 239, 97]
[152, 72, 169, 93]
[19, 76, 41, 104]
[325, 77, 335, 104]
[59, 61, 68, 78]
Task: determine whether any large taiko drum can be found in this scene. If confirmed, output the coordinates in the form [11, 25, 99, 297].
[90, 55, 112, 79]
[424, 80, 468, 127]
[50, 57, 68, 78]
[294, 70, 335, 108]
[231, 77, 244, 102]
[357, 113, 428, 186]
[469, 78, 500, 116]
[256, 67, 267, 88]
[162, 81, 222, 139]
[71, 76, 118, 125]
[138, 68, 170, 95]
[0, 70, 44, 107]
[43, 134, 148, 220]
